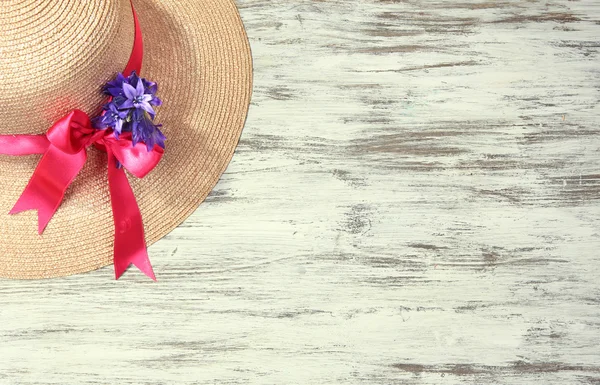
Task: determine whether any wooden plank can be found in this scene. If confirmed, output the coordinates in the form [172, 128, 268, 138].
[1, 0, 600, 384]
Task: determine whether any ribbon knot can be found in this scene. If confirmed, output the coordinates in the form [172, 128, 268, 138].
[46, 110, 100, 154]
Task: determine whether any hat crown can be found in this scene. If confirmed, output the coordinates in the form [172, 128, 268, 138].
[0, 0, 134, 134]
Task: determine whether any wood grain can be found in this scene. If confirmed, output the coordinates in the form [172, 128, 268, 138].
[1, 0, 600, 384]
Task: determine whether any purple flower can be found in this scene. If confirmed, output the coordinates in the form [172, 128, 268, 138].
[142, 78, 158, 97]
[139, 76, 162, 107]
[132, 110, 166, 151]
[121, 77, 156, 117]
[95, 72, 166, 152]
[104, 72, 162, 111]
[104, 73, 127, 98]
[93, 103, 128, 134]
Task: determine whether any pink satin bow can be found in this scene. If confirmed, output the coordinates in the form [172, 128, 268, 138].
[0, 1, 160, 280]
[0, 111, 163, 279]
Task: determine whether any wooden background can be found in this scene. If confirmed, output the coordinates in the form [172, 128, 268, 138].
[1, 0, 600, 384]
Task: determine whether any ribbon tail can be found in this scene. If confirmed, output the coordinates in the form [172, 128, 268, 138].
[0, 134, 50, 155]
[107, 149, 155, 281]
[10, 146, 86, 234]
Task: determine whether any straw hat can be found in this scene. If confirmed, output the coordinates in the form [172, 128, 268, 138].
[0, 0, 252, 279]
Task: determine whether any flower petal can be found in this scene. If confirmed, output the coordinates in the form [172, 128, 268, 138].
[135, 76, 145, 95]
[150, 96, 163, 106]
[127, 71, 139, 86]
[114, 119, 124, 134]
[145, 137, 155, 152]
[106, 86, 123, 97]
[139, 102, 155, 117]
[131, 123, 141, 145]
[153, 126, 166, 149]
[143, 79, 157, 94]
[121, 120, 133, 133]
[123, 83, 137, 99]
[131, 108, 144, 122]
[120, 99, 134, 109]
[92, 116, 107, 130]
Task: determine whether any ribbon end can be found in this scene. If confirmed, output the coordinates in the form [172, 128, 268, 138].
[37, 213, 51, 235]
[139, 265, 157, 281]
[36, 207, 54, 234]
[9, 198, 33, 216]
[114, 263, 127, 280]
[9, 202, 51, 235]
[114, 252, 156, 281]
[133, 257, 157, 281]
[8, 145, 85, 235]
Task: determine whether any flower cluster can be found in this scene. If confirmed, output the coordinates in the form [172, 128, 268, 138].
[94, 72, 165, 150]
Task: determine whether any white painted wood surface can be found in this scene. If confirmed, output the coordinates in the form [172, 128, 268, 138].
[1, 0, 600, 383]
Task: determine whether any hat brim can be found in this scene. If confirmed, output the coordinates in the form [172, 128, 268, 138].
[0, 0, 253, 279]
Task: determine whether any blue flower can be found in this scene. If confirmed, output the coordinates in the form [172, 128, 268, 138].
[106, 73, 161, 110]
[142, 78, 159, 100]
[121, 77, 155, 117]
[131, 110, 166, 150]
[104, 73, 127, 98]
[138, 75, 162, 109]
[96, 72, 166, 151]
[93, 103, 128, 134]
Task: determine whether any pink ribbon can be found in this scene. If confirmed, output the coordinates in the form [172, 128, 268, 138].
[0, 1, 160, 280]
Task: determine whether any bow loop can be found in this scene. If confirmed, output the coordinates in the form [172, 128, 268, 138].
[103, 132, 164, 178]
[46, 110, 95, 154]
[7, 110, 90, 234]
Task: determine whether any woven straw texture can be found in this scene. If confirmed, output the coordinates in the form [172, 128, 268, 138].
[0, 0, 253, 278]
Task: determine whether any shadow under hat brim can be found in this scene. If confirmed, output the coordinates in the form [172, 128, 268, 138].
[0, 0, 253, 279]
